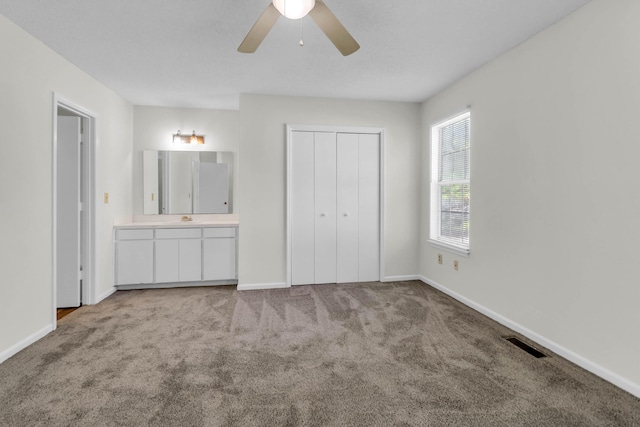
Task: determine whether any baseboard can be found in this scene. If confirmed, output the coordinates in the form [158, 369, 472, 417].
[382, 275, 421, 282]
[238, 278, 422, 290]
[237, 282, 289, 291]
[0, 324, 53, 365]
[116, 280, 237, 291]
[95, 286, 117, 304]
[418, 275, 640, 399]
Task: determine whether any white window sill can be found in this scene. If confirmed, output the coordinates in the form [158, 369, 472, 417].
[428, 239, 470, 258]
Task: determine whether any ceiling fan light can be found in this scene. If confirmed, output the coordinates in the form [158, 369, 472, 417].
[272, 0, 315, 20]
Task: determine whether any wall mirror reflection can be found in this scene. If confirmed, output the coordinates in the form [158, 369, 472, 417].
[143, 150, 233, 214]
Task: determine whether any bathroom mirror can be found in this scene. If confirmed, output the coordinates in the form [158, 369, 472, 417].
[142, 150, 233, 215]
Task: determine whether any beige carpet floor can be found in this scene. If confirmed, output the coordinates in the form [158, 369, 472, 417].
[0, 281, 639, 426]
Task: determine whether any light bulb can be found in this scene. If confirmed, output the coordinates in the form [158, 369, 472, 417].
[272, 0, 316, 20]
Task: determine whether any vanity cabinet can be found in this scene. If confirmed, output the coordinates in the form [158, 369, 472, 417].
[114, 225, 237, 289]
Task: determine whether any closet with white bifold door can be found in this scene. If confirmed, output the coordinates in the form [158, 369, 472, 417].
[288, 127, 382, 286]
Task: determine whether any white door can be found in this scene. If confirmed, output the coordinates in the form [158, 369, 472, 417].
[314, 132, 337, 284]
[290, 131, 315, 285]
[336, 133, 359, 282]
[357, 134, 380, 281]
[336, 133, 380, 282]
[56, 116, 82, 307]
[290, 130, 381, 286]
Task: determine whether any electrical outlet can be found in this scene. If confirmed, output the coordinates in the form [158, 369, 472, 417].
[438, 254, 443, 264]
[104, 192, 109, 204]
[454, 260, 459, 271]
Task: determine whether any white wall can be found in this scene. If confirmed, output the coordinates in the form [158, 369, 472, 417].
[132, 106, 239, 215]
[0, 14, 133, 360]
[420, 0, 640, 395]
[239, 94, 421, 286]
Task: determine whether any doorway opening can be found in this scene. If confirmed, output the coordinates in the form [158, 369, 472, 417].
[52, 94, 97, 329]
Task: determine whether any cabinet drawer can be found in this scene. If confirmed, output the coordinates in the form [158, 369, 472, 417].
[156, 228, 202, 239]
[117, 229, 154, 240]
[203, 227, 236, 238]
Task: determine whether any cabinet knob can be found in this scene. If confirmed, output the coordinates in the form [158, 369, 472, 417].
[320, 213, 326, 217]
[343, 213, 349, 217]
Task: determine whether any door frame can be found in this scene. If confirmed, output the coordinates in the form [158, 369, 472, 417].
[286, 124, 385, 286]
[52, 93, 98, 328]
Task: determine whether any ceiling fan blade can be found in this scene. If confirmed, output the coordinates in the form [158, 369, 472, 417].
[238, 3, 280, 53]
[309, 0, 360, 56]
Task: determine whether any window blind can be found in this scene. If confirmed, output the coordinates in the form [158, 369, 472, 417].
[431, 112, 470, 251]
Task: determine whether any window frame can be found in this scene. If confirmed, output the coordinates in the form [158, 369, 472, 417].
[429, 111, 471, 257]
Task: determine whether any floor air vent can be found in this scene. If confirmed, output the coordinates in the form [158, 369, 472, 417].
[504, 336, 548, 358]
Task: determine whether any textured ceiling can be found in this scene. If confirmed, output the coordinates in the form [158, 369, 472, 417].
[0, 0, 591, 110]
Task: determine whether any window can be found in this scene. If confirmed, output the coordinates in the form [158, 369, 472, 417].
[430, 111, 470, 255]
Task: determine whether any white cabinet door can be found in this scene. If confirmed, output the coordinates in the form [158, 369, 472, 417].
[203, 238, 236, 280]
[314, 132, 337, 284]
[336, 133, 359, 283]
[155, 239, 179, 283]
[179, 239, 202, 282]
[291, 131, 315, 286]
[117, 240, 154, 285]
[156, 232, 202, 283]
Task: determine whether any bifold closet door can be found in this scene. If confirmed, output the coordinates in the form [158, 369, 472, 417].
[336, 134, 359, 282]
[290, 130, 379, 286]
[290, 131, 338, 285]
[337, 133, 380, 282]
[357, 133, 380, 282]
[290, 131, 315, 285]
[314, 132, 337, 284]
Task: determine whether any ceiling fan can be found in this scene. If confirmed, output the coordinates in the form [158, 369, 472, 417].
[238, 0, 360, 56]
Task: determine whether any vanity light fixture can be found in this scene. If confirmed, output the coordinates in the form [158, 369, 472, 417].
[173, 130, 205, 145]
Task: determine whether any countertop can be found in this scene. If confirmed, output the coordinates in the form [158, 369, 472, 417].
[114, 214, 239, 229]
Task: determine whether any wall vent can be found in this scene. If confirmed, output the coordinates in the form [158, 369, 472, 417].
[504, 336, 548, 358]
